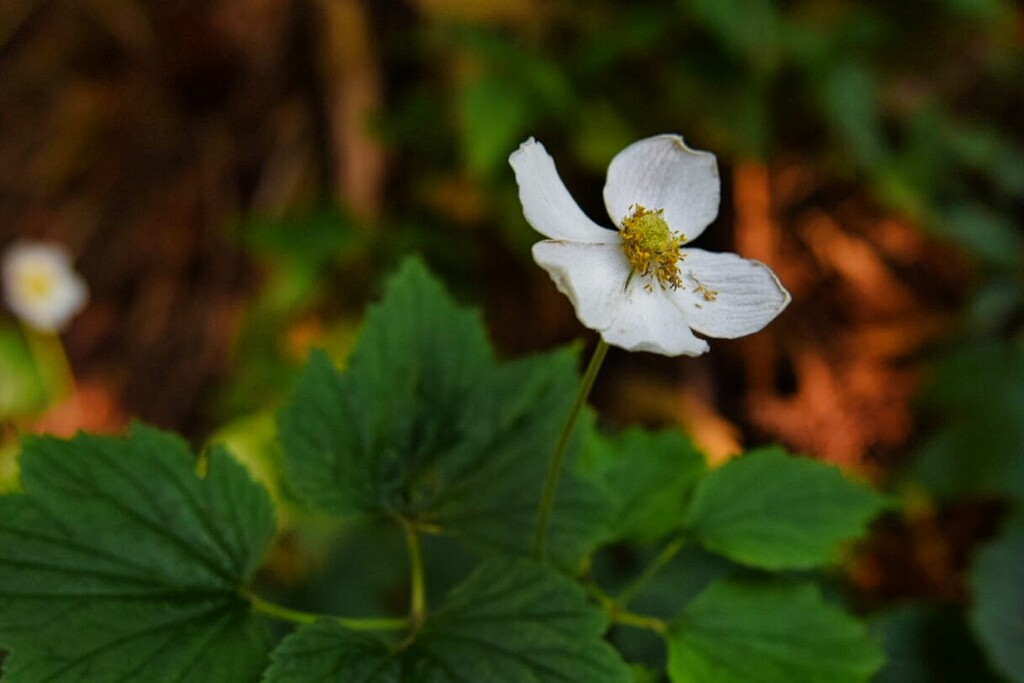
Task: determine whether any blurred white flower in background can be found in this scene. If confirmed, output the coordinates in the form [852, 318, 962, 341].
[2, 241, 88, 333]
[510, 135, 790, 356]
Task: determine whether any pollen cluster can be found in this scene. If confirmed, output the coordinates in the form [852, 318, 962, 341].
[619, 204, 685, 289]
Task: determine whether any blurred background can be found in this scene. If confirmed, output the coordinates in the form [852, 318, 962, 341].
[0, 0, 1021, 679]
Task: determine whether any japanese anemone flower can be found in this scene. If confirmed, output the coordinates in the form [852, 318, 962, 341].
[2, 241, 88, 333]
[510, 135, 790, 356]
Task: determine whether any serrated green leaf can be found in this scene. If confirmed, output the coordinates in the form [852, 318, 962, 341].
[969, 516, 1024, 682]
[278, 258, 612, 568]
[0, 424, 276, 682]
[578, 427, 706, 543]
[424, 350, 613, 567]
[683, 447, 887, 569]
[264, 558, 631, 683]
[667, 579, 884, 683]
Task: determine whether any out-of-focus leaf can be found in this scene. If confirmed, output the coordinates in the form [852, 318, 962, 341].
[940, 0, 1013, 20]
[209, 411, 285, 503]
[965, 279, 1023, 336]
[912, 341, 1024, 501]
[969, 515, 1024, 682]
[239, 205, 359, 269]
[819, 61, 885, 168]
[871, 605, 1001, 683]
[574, 102, 636, 172]
[667, 579, 884, 683]
[630, 664, 661, 683]
[684, 447, 889, 569]
[459, 75, 531, 177]
[683, 0, 781, 69]
[933, 203, 1023, 268]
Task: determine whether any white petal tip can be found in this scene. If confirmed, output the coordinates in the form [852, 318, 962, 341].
[508, 137, 540, 167]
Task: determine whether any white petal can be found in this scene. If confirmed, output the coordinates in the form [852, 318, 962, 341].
[510, 138, 620, 243]
[601, 284, 710, 357]
[532, 240, 709, 357]
[532, 241, 631, 331]
[669, 249, 790, 339]
[2, 241, 89, 332]
[603, 134, 720, 243]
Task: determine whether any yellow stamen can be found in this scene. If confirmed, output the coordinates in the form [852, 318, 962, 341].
[619, 205, 685, 289]
[688, 272, 719, 301]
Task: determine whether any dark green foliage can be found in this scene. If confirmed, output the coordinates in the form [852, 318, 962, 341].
[667, 579, 884, 683]
[278, 259, 612, 569]
[913, 342, 1024, 502]
[684, 447, 889, 570]
[969, 515, 1024, 682]
[579, 427, 706, 543]
[0, 425, 276, 682]
[263, 559, 631, 683]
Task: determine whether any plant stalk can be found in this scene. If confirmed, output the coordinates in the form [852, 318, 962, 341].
[617, 535, 688, 606]
[244, 589, 408, 631]
[532, 338, 609, 560]
[404, 519, 426, 630]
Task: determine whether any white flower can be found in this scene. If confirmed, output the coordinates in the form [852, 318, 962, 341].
[2, 241, 89, 333]
[510, 135, 790, 356]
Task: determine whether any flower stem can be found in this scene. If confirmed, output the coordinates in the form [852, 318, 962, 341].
[403, 518, 426, 630]
[243, 589, 408, 631]
[21, 325, 75, 402]
[532, 338, 609, 561]
[617, 535, 688, 606]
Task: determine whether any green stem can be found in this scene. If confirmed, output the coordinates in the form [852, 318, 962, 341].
[532, 339, 609, 560]
[617, 535, 688, 606]
[22, 325, 75, 402]
[244, 589, 408, 631]
[586, 578, 668, 634]
[612, 610, 668, 634]
[404, 519, 426, 629]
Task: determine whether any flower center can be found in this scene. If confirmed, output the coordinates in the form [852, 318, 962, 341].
[20, 267, 57, 302]
[619, 204, 685, 289]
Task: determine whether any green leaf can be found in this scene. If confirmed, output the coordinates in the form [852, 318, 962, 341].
[871, 605, 1001, 683]
[578, 427, 706, 543]
[278, 258, 611, 568]
[0, 424, 276, 682]
[424, 350, 613, 568]
[629, 664, 662, 683]
[912, 341, 1024, 502]
[819, 61, 885, 168]
[934, 203, 1024, 268]
[264, 558, 631, 682]
[667, 579, 884, 683]
[969, 515, 1024, 682]
[683, 447, 887, 569]
[459, 75, 531, 177]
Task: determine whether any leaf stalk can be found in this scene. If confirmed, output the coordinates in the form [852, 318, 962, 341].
[244, 589, 408, 631]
